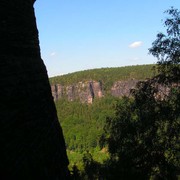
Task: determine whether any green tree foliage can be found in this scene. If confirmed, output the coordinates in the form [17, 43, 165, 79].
[50, 65, 154, 92]
[104, 89, 179, 178]
[82, 151, 100, 179]
[103, 7, 180, 179]
[55, 96, 118, 152]
[149, 7, 180, 83]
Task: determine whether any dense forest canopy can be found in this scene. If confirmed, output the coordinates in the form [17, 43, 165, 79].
[53, 65, 155, 174]
[50, 64, 154, 85]
[50, 65, 155, 97]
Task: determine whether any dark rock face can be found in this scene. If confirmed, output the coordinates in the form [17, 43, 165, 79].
[51, 84, 64, 101]
[0, 0, 69, 179]
[111, 80, 139, 97]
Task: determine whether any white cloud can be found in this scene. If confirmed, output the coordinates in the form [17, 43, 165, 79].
[133, 57, 140, 61]
[129, 41, 143, 48]
[50, 52, 56, 56]
[127, 57, 140, 62]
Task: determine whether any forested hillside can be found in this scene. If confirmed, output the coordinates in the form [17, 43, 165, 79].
[50, 64, 155, 90]
[55, 97, 118, 169]
[52, 65, 155, 171]
[50, 65, 155, 103]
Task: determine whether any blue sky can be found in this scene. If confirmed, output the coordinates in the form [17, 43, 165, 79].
[34, 0, 180, 77]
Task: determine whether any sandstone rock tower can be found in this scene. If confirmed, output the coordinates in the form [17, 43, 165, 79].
[0, 0, 69, 179]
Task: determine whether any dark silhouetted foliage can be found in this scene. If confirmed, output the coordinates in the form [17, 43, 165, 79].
[102, 7, 180, 179]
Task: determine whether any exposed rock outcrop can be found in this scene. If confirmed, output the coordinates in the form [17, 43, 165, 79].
[111, 80, 139, 97]
[51, 79, 179, 103]
[51, 81, 103, 104]
[51, 80, 138, 103]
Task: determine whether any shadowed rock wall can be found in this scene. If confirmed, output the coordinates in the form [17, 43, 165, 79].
[0, 0, 69, 179]
[111, 80, 138, 97]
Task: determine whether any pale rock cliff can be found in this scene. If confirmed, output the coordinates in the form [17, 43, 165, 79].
[51, 80, 138, 103]
[51, 79, 178, 103]
[51, 81, 104, 103]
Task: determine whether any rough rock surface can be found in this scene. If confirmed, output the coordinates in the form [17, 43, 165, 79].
[51, 79, 179, 103]
[51, 81, 104, 104]
[51, 80, 138, 103]
[111, 80, 139, 97]
[0, 1, 69, 179]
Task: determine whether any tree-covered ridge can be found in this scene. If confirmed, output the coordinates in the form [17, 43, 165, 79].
[52, 65, 157, 171]
[50, 64, 155, 90]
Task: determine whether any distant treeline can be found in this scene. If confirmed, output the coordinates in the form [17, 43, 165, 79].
[50, 64, 155, 90]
